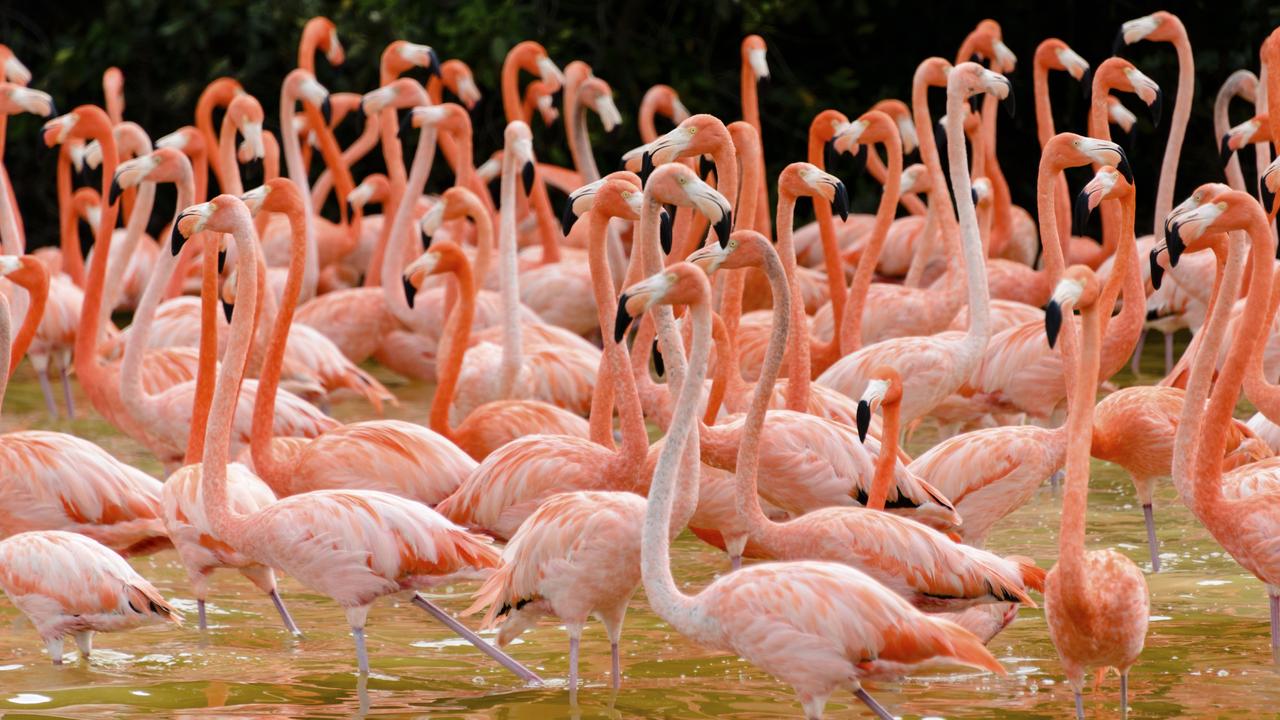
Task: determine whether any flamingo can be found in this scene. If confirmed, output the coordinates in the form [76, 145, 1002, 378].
[625, 260, 1006, 720]
[176, 191, 538, 680]
[1043, 267, 1148, 720]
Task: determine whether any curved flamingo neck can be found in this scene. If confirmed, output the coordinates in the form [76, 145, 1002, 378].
[185, 235, 220, 464]
[839, 128, 903, 354]
[1194, 213, 1274, 514]
[641, 296, 708, 628]
[945, 87, 990, 348]
[56, 146, 85, 284]
[1154, 30, 1194, 232]
[722, 123, 759, 344]
[1244, 264, 1280, 418]
[496, 137, 525, 398]
[201, 206, 258, 545]
[1033, 56, 1056, 146]
[1057, 287, 1102, 594]
[250, 197, 308, 485]
[72, 119, 119, 394]
[280, 84, 322, 302]
[501, 50, 535, 123]
[1035, 156, 1068, 292]
[379, 124, 437, 327]
[196, 83, 238, 193]
[428, 251, 476, 437]
[732, 241, 790, 537]
[5, 267, 46, 377]
[0, 161, 20, 254]
[807, 119, 848, 336]
[1097, 193, 1143, 380]
[865, 400, 901, 510]
[121, 167, 194, 429]
[587, 210, 646, 462]
[776, 192, 810, 409]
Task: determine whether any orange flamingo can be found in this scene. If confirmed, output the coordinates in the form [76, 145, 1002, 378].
[178, 192, 538, 681]
[1043, 266, 1148, 720]
[626, 260, 1006, 720]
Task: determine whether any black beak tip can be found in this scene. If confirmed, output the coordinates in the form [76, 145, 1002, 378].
[1167, 222, 1184, 267]
[1220, 135, 1235, 166]
[402, 276, 417, 309]
[967, 93, 981, 115]
[217, 247, 227, 275]
[659, 208, 673, 255]
[822, 138, 836, 172]
[107, 177, 123, 207]
[855, 400, 870, 443]
[715, 212, 732, 248]
[428, 48, 442, 79]
[699, 154, 715, 180]
[221, 299, 235, 323]
[640, 151, 654, 184]
[1073, 190, 1092, 237]
[833, 181, 849, 221]
[521, 161, 535, 196]
[1116, 150, 1134, 186]
[1045, 301, 1062, 349]
[170, 218, 188, 256]
[1150, 88, 1163, 128]
[320, 95, 333, 127]
[651, 340, 665, 377]
[1262, 183, 1276, 215]
[560, 201, 577, 235]
[613, 296, 633, 344]
[1149, 248, 1164, 290]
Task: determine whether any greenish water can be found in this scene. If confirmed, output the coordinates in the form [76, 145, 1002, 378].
[0, 344, 1277, 718]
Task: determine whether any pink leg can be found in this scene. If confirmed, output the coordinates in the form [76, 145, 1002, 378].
[1163, 332, 1174, 376]
[730, 554, 742, 571]
[35, 366, 58, 419]
[1120, 670, 1129, 720]
[353, 625, 369, 675]
[410, 594, 542, 684]
[610, 641, 620, 690]
[1130, 328, 1146, 376]
[269, 589, 302, 636]
[1142, 504, 1160, 573]
[197, 599, 208, 631]
[60, 364, 76, 420]
[1074, 690, 1085, 720]
[854, 687, 893, 720]
[1270, 593, 1279, 654]
[568, 630, 580, 702]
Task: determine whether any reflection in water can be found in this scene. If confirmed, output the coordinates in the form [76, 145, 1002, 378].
[1, 348, 1279, 717]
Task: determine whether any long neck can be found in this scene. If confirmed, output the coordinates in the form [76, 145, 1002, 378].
[865, 400, 901, 510]
[566, 87, 600, 183]
[312, 111, 379, 209]
[1244, 264, 1280, 416]
[202, 211, 259, 545]
[641, 299, 709, 629]
[502, 56, 525, 123]
[250, 202, 307, 483]
[945, 90, 990, 349]
[56, 148, 85, 284]
[840, 135, 903, 353]
[1096, 195, 1144, 380]
[99, 175, 155, 326]
[184, 234, 220, 464]
[777, 193, 810, 409]
[1216, 76, 1248, 192]
[1155, 34, 1195, 232]
[428, 256, 476, 436]
[589, 212, 645, 458]
[280, 89, 320, 302]
[122, 172, 194, 426]
[379, 125, 437, 327]
[0, 294, 10, 407]
[733, 246, 790, 536]
[808, 132, 846, 335]
[1034, 60, 1055, 147]
[217, 117, 244, 195]
[497, 145, 524, 398]
[1057, 293, 1101, 593]
[1194, 217, 1275, 511]
[1035, 159, 1068, 295]
[913, 71, 958, 237]
[72, 129, 119, 394]
[721, 130, 758, 347]
[1173, 237, 1243, 497]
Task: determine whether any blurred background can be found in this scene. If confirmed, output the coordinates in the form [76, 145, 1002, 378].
[1, 0, 1278, 249]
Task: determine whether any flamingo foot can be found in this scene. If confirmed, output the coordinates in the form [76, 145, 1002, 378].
[59, 366, 76, 420]
[197, 599, 207, 631]
[1142, 504, 1160, 573]
[36, 368, 58, 420]
[352, 625, 369, 675]
[410, 594, 542, 684]
[46, 636, 63, 665]
[270, 589, 303, 636]
[854, 687, 894, 720]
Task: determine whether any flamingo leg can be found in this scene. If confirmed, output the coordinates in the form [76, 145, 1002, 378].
[59, 363, 76, 420]
[1049, 469, 1064, 493]
[853, 687, 894, 720]
[1074, 690, 1085, 720]
[568, 629, 580, 702]
[46, 636, 63, 665]
[1163, 331, 1174, 375]
[197, 599, 207, 631]
[34, 364, 58, 419]
[1130, 328, 1146, 376]
[1120, 670, 1129, 720]
[730, 554, 742, 571]
[410, 594, 542, 684]
[73, 631, 92, 660]
[269, 589, 303, 637]
[352, 625, 369, 675]
[1270, 592, 1279, 654]
[610, 641, 621, 690]
[1142, 504, 1160, 572]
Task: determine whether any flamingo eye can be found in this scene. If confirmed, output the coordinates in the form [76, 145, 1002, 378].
[687, 127, 697, 135]
[677, 177, 687, 185]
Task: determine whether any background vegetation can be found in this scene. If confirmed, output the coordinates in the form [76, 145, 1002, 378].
[1, 0, 1278, 247]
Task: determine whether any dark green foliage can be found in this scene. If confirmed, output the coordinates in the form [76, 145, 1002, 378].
[1, 0, 1278, 248]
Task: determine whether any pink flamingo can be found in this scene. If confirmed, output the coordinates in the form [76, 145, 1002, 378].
[0, 254, 169, 556]
[244, 178, 475, 506]
[627, 260, 1006, 720]
[1043, 267, 1148, 720]
[178, 192, 538, 681]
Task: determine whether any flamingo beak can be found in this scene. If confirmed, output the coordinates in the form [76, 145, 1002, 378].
[822, 138, 837, 172]
[1073, 188, 1096, 238]
[659, 208, 673, 255]
[521, 161, 535, 196]
[614, 293, 635, 343]
[403, 276, 417, 309]
[714, 211, 732, 248]
[1149, 88, 1163, 128]
[222, 298, 235, 323]
[320, 95, 333, 127]
[561, 200, 578, 234]
[1045, 300, 1063, 349]
[651, 339, 665, 377]
[1149, 246, 1164, 290]
[108, 177, 124, 207]
[218, 246, 227, 275]
[428, 48, 442, 79]
[699, 154, 715, 180]
[856, 400, 872, 442]
[1220, 134, 1235, 166]
[832, 180, 849, 221]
